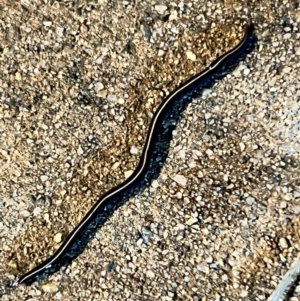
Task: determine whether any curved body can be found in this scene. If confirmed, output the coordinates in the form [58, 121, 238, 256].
[17, 23, 254, 285]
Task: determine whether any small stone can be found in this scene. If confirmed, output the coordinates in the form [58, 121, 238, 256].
[124, 170, 133, 179]
[33, 207, 41, 216]
[158, 49, 164, 56]
[279, 237, 288, 249]
[280, 201, 287, 209]
[176, 223, 185, 230]
[107, 94, 117, 102]
[246, 196, 255, 205]
[206, 255, 213, 263]
[171, 27, 179, 34]
[202, 89, 212, 96]
[54, 233, 62, 243]
[43, 21, 52, 27]
[95, 57, 103, 64]
[151, 180, 159, 188]
[205, 113, 212, 119]
[186, 217, 198, 226]
[111, 162, 120, 170]
[146, 270, 155, 279]
[56, 27, 64, 37]
[77, 146, 84, 155]
[206, 149, 214, 157]
[137, 238, 143, 246]
[168, 291, 174, 297]
[294, 191, 300, 198]
[186, 50, 196, 61]
[42, 282, 59, 293]
[240, 290, 248, 297]
[22, 210, 31, 218]
[95, 82, 104, 92]
[240, 142, 246, 152]
[295, 285, 300, 293]
[173, 174, 187, 186]
[15, 72, 22, 81]
[141, 226, 152, 243]
[44, 213, 50, 223]
[284, 194, 292, 201]
[154, 4, 168, 13]
[40, 175, 48, 182]
[243, 68, 250, 76]
[130, 146, 139, 155]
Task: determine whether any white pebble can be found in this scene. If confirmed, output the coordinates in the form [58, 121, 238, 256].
[124, 170, 133, 179]
[246, 196, 255, 205]
[130, 146, 139, 155]
[293, 191, 300, 198]
[155, 4, 168, 13]
[95, 82, 104, 92]
[186, 50, 196, 61]
[42, 282, 59, 293]
[151, 180, 159, 188]
[243, 68, 250, 76]
[43, 21, 52, 27]
[77, 146, 84, 155]
[40, 175, 48, 182]
[280, 201, 287, 209]
[54, 233, 62, 243]
[279, 237, 288, 249]
[107, 94, 117, 102]
[202, 89, 212, 96]
[186, 217, 198, 226]
[173, 174, 187, 186]
[158, 49, 164, 56]
[206, 149, 214, 157]
[146, 270, 155, 279]
[137, 238, 143, 246]
[33, 207, 41, 216]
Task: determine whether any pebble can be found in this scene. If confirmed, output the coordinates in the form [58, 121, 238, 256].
[40, 175, 48, 182]
[279, 238, 288, 249]
[205, 149, 214, 157]
[146, 270, 155, 279]
[15, 72, 22, 81]
[130, 146, 139, 155]
[54, 233, 62, 243]
[243, 68, 250, 76]
[246, 196, 255, 205]
[42, 282, 59, 293]
[154, 4, 168, 13]
[77, 146, 84, 155]
[186, 50, 196, 61]
[95, 82, 104, 92]
[43, 21, 52, 27]
[294, 191, 300, 198]
[141, 226, 152, 243]
[280, 201, 287, 209]
[173, 174, 187, 186]
[107, 94, 117, 102]
[33, 207, 41, 216]
[186, 217, 198, 226]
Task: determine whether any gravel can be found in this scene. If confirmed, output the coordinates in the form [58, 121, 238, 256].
[0, 0, 299, 300]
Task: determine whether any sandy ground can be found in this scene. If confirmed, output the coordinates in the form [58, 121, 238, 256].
[0, 0, 300, 300]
